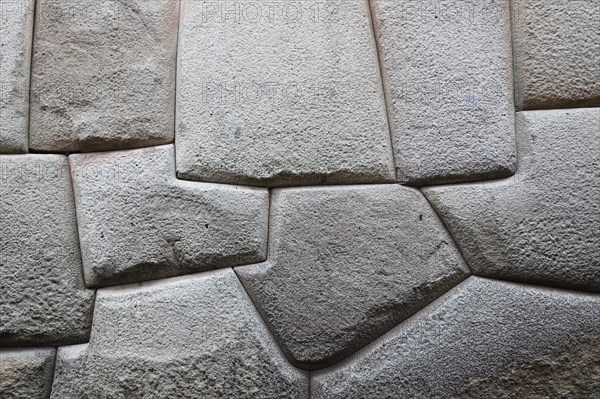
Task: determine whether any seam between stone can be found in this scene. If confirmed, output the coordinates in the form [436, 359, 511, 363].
[26, 0, 38, 152]
[366, 0, 397, 178]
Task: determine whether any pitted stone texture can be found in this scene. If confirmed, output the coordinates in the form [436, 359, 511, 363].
[70, 145, 268, 287]
[0, 155, 94, 345]
[0, 0, 33, 153]
[51, 270, 309, 399]
[176, 0, 394, 187]
[236, 185, 469, 369]
[29, 0, 178, 152]
[371, 0, 516, 185]
[423, 108, 600, 292]
[312, 277, 600, 398]
[512, 0, 600, 109]
[0, 348, 55, 399]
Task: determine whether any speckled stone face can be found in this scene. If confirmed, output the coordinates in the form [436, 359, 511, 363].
[1, 0, 598, 397]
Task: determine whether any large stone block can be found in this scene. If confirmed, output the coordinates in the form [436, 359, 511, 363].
[50, 270, 309, 398]
[512, 0, 600, 109]
[70, 145, 269, 287]
[0, 0, 34, 153]
[176, 0, 395, 187]
[312, 277, 600, 398]
[29, 0, 179, 152]
[0, 348, 55, 399]
[0, 155, 94, 345]
[423, 108, 600, 292]
[236, 185, 469, 369]
[371, 0, 516, 185]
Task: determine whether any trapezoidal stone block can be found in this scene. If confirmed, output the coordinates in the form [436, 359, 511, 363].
[29, 0, 179, 152]
[0, 155, 94, 346]
[0, 0, 34, 153]
[176, 0, 395, 187]
[0, 348, 56, 399]
[70, 145, 269, 287]
[371, 0, 516, 185]
[512, 0, 600, 109]
[50, 270, 309, 399]
[236, 184, 469, 369]
[423, 108, 600, 292]
[312, 277, 600, 398]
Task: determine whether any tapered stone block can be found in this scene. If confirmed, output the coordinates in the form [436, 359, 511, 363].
[371, 0, 516, 185]
[512, 0, 600, 109]
[0, 348, 56, 399]
[51, 270, 309, 398]
[0, 155, 94, 345]
[237, 184, 469, 369]
[312, 277, 600, 398]
[70, 145, 269, 287]
[423, 108, 600, 292]
[176, 0, 395, 187]
[0, 0, 34, 153]
[29, 0, 179, 152]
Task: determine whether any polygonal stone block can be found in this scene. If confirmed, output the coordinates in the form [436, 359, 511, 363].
[312, 277, 600, 398]
[176, 0, 395, 187]
[512, 0, 600, 109]
[70, 145, 269, 287]
[50, 270, 309, 398]
[371, 0, 516, 185]
[236, 185, 469, 369]
[0, 0, 34, 153]
[0, 348, 56, 399]
[0, 155, 94, 345]
[423, 108, 600, 292]
[29, 0, 179, 152]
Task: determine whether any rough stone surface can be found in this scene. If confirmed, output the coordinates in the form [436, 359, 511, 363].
[371, 0, 516, 185]
[0, 0, 34, 153]
[312, 277, 600, 399]
[29, 0, 178, 152]
[176, 0, 395, 187]
[70, 145, 269, 287]
[0, 155, 94, 345]
[512, 0, 600, 109]
[50, 269, 309, 399]
[0, 348, 55, 399]
[423, 108, 600, 292]
[236, 184, 469, 369]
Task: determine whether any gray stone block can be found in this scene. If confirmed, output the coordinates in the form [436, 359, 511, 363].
[70, 145, 269, 287]
[0, 0, 34, 153]
[0, 155, 94, 345]
[29, 0, 178, 152]
[0, 348, 55, 399]
[50, 269, 309, 399]
[176, 0, 395, 187]
[512, 0, 600, 109]
[371, 0, 516, 185]
[423, 108, 600, 292]
[236, 184, 469, 369]
[312, 277, 600, 398]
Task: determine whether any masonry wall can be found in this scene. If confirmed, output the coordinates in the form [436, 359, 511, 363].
[1, 1, 599, 398]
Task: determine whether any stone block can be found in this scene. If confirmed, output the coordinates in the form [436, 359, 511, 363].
[423, 108, 600, 292]
[29, 0, 179, 152]
[50, 270, 309, 398]
[70, 145, 269, 287]
[0, 0, 34, 153]
[176, 0, 395, 187]
[0, 348, 55, 399]
[236, 184, 469, 369]
[0, 154, 94, 345]
[312, 277, 600, 398]
[371, 0, 516, 185]
[512, 0, 600, 109]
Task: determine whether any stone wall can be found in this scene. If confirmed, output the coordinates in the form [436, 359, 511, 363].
[1, 0, 598, 398]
